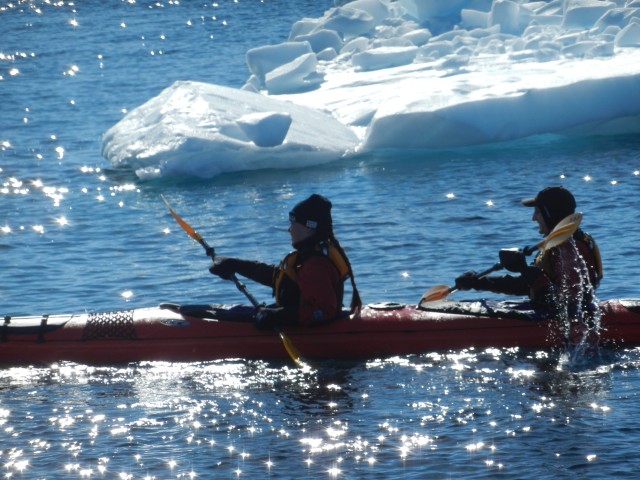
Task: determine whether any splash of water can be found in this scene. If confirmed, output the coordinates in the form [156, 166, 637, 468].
[552, 238, 602, 369]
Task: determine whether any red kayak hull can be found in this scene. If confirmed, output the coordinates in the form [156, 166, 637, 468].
[1, 300, 640, 365]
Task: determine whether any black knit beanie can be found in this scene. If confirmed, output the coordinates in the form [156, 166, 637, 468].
[289, 194, 333, 236]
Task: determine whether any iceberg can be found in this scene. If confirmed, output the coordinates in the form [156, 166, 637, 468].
[100, 82, 358, 179]
[102, 0, 640, 179]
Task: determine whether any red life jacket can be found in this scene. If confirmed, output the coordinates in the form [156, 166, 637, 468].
[273, 241, 351, 313]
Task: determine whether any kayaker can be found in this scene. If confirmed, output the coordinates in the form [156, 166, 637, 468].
[209, 193, 361, 329]
[454, 186, 602, 327]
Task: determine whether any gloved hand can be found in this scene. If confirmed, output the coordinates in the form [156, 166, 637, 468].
[209, 257, 240, 280]
[455, 271, 479, 291]
[499, 248, 528, 273]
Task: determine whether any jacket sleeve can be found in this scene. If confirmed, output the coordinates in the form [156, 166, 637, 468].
[232, 259, 276, 287]
[472, 273, 530, 296]
[472, 265, 554, 305]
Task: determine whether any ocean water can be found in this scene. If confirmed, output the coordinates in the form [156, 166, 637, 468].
[2, 1, 640, 478]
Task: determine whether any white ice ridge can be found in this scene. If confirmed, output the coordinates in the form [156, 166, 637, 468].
[102, 0, 640, 179]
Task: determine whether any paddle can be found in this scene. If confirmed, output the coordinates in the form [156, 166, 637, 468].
[419, 212, 583, 305]
[160, 194, 307, 368]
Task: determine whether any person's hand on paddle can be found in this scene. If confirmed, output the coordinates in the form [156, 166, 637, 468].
[499, 248, 528, 273]
[209, 257, 241, 280]
[455, 271, 480, 291]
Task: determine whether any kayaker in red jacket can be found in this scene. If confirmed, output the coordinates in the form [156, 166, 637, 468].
[209, 194, 361, 329]
[454, 186, 602, 328]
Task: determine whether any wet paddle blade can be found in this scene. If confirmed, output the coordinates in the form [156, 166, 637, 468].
[278, 330, 312, 370]
[419, 284, 453, 304]
[161, 194, 204, 243]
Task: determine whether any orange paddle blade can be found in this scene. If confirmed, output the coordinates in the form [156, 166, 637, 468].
[419, 284, 453, 304]
[161, 194, 204, 243]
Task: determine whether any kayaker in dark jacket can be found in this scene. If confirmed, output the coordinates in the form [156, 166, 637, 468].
[455, 186, 602, 326]
[209, 194, 361, 330]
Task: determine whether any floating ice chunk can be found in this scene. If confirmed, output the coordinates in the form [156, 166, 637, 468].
[398, 0, 469, 23]
[562, 0, 615, 29]
[371, 37, 414, 48]
[562, 40, 613, 58]
[416, 41, 455, 61]
[265, 53, 323, 95]
[490, 0, 532, 35]
[344, 0, 390, 25]
[317, 47, 338, 61]
[352, 46, 418, 71]
[101, 81, 358, 179]
[593, 8, 637, 33]
[289, 19, 320, 40]
[237, 111, 292, 147]
[461, 9, 489, 29]
[320, 6, 376, 38]
[616, 22, 640, 47]
[531, 0, 563, 16]
[340, 37, 370, 55]
[293, 29, 343, 53]
[246, 42, 313, 85]
[470, 25, 501, 39]
[431, 29, 472, 43]
[379, 19, 422, 37]
[401, 28, 433, 46]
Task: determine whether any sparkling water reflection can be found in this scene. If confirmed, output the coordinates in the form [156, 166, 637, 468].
[2, 350, 639, 478]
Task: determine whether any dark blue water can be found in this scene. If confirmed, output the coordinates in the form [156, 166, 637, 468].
[2, 1, 640, 478]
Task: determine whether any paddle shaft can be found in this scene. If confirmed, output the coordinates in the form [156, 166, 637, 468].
[161, 195, 260, 307]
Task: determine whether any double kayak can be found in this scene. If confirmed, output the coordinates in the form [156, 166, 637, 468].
[2, 299, 640, 365]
